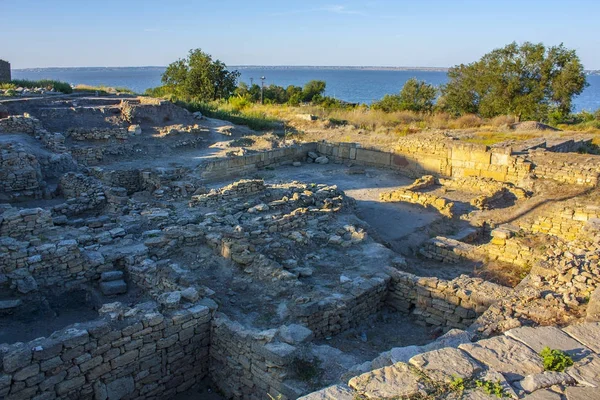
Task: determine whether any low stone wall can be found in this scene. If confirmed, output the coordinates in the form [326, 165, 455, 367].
[0, 114, 46, 135]
[66, 127, 129, 141]
[197, 144, 316, 181]
[0, 142, 42, 197]
[518, 198, 600, 241]
[70, 146, 104, 166]
[0, 207, 53, 239]
[190, 179, 266, 207]
[54, 173, 107, 216]
[386, 268, 512, 329]
[419, 236, 477, 263]
[0, 236, 110, 294]
[293, 275, 390, 339]
[528, 150, 600, 186]
[209, 314, 301, 400]
[0, 303, 212, 400]
[380, 189, 455, 217]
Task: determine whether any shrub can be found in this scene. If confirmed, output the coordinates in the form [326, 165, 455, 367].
[229, 96, 251, 111]
[372, 78, 437, 113]
[452, 114, 483, 129]
[491, 115, 516, 127]
[9, 79, 73, 94]
[540, 347, 574, 372]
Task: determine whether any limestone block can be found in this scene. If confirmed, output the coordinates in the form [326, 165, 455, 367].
[459, 336, 544, 382]
[348, 362, 422, 398]
[563, 322, 600, 354]
[106, 376, 135, 400]
[564, 386, 600, 400]
[505, 326, 591, 360]
[523, 389, 562, 399]
[519, 371, 574, 393]
[409, 347, 482, 382]
[355, 149, 391, 166]
[279, 324, 313, 345]
[585, 287, 600, 322]
[567, 355, 600, 387]
[100, 280, 127, 295]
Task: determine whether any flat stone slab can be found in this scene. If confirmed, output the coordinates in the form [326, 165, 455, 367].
[99, 280, 127, 295]
[523, 389, 562, 399]
[519, 371, 575, 393]
[348, 362, 422, 398]
[567, 355, 600, 387]
[297, 384, 354, 400]
[563, 322, 600, 354]
[506, 326, 591, 361]
[459, 336, 544, 382]
[100, 270, 124, 282]
[565, 386, 600, 400]
[409, 347, 482, 382]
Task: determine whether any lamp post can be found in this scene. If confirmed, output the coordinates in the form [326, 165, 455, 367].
[260, 76, 266, 104]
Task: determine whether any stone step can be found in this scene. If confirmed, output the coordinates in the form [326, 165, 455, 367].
[100, 280, 127, 295]
[100, 271, 124, 282]
[0, 299, 22, 312]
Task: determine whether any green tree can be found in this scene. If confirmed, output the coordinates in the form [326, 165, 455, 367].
[441, 42, 587, 121]
[161, 49, 240, 101]
[372, 78, 437, 112]
[302, 80, 326, 102]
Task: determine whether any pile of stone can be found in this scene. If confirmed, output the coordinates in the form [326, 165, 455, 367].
[306, 151, 329, 164]
[66, 127, 130, 141]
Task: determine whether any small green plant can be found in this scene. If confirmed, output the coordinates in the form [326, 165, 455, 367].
[540, 347, 574, 372]
[9, 79, 73, 94]
[475, 379, 506, 398]
[449, 376, 466, 392]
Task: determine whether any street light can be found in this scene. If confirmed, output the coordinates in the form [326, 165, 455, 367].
[260, 76, 266, 104]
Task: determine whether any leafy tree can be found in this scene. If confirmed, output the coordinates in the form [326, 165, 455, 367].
[441, 42, 587, 121]
[302, 80, 326, 102]
[161, 49, 240, 101]
[372, 78, 437, 112]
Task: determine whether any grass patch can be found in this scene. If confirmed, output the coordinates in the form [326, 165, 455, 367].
[461, 132, 538, 146]
[73, 84, 135, 94]
[175, 100, 278, 131]
[6, 79, 73, 94]
[540, 347, 574, 372]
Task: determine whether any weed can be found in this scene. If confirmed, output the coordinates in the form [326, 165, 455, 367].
[540, 347, 574, 372]
[475, 379, 507, 398]
[449, 376, 466, 392]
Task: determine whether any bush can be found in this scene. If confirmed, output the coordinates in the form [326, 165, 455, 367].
[229, 96, 251, 111]
[372, 78, 437, 113]
[452, 114, 483, 129]
[9, 79, 73, 94]
[540, 347, 574, 372]
[491, 115, 517, 127]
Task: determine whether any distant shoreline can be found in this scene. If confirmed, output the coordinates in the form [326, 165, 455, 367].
[13, 66, 600, 75]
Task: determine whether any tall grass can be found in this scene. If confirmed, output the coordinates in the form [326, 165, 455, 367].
[9, 79, 73, 94]
[73, 84, 135, 94]
[176, 100, 278, 131]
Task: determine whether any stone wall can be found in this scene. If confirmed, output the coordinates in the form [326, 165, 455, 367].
[0, 236, 110, 294]
[0, 142, 42, 198]
[66, 127, 129, 141]
[54, 173, 107, 216]
[190, 179, 266, 207]
[293, 275, 390, 339]
[386, 267, 512, 329]
[0, 114, 46, 135]
[210, 314, 301, 400]
[0, 303, 212, 400]
[198, 144, 316, 181]
[0, 59, 10, 82]
[0, 207, 53, 240]
[518, 198, 600, 241]
[528, 150, 600, 186]
[380, 189, 455, 218]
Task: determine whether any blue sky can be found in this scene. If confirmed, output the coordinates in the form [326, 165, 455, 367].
[2, 0, 600, 69]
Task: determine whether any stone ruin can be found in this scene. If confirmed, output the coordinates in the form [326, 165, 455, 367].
[0, 94, 599, 400]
